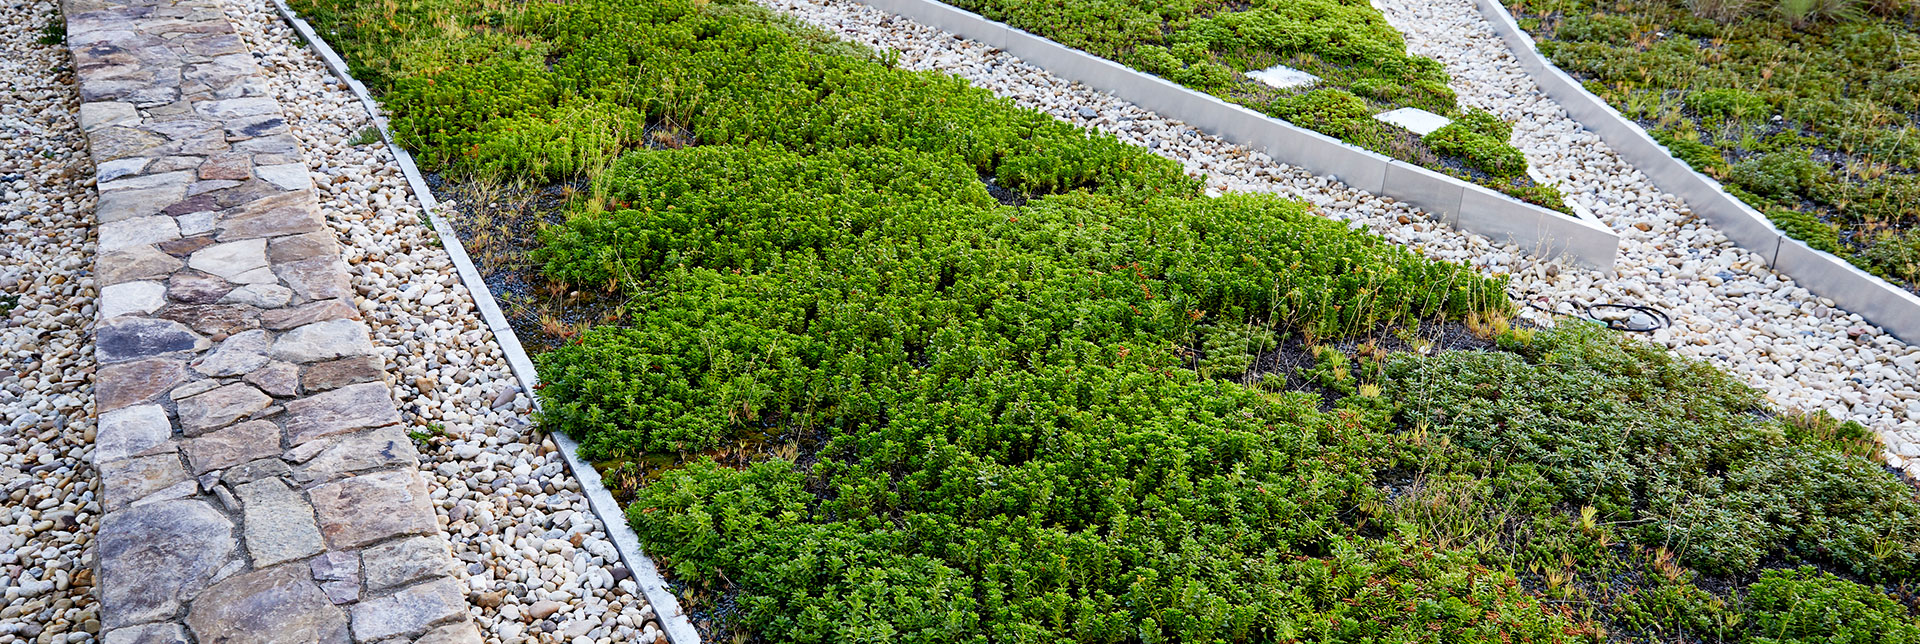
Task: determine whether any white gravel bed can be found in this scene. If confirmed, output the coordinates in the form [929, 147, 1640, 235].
[0, 1, 101, 642]
[222, 2, 667, 642]
[755, 0, 1920, 477]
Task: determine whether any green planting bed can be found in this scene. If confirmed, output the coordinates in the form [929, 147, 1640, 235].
[291, 0, 1920, 640]
[1508, 0, 1920, 289]
[939, 0, 1570, 212]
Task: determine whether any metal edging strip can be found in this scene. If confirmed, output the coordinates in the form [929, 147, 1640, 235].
[264, 3, 701, 641]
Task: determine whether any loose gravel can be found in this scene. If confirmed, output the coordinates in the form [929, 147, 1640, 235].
[0, 1, 101, 642]
[753, 0, 1920, 478]
[223, 2, 666, 642]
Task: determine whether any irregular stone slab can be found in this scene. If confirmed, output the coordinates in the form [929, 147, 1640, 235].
[192, 328, 271, 376]
[156, 234, 216, 257]
[176, 382, 271, 435]
[216, 190, 324, 241]
[96, 404, 174, 463]
[274, 255, 353, 301]
[223, 283, 293, 308]
[97, 316, 207, 363]
[310, 550, 357, 579]
[97, 357, 188, 411]
[189, 179, 243, 197]
[178, 210, 218, 236]
[347, 577, 467, 642]
[266, 230, 340, 263]
[90, 125, 167, 161]
[188, 238, 275, 284]
[233, 133, 301, 164]
[414, 623, 484, 644]
[310, 551, 361, 605]
[187, 419, 281, 473]
[102, 623, 189, 644]
[157, 303, 261, 336]
[98, 156, 153, 182]
[98, 171, 194, 222]
[132, 479, 201, 508]
[226, 114, 290, 140]
[199, 150, 252, 180]
[222, 457, 292, 485]
[270, 319, 374, 363]
[80, 101, 140, 131]
[187, 565, 351, 644]
[283, 382, 400, 446]
[246, 360, 300, 397]
[101, 453, 190, 512]
[262, 298, 358, 330]
[255, 163, 310, 191]
[308, 470, 436, 549]
[360, 536, 452, 592]
[100, 280, 169, 319]
[196, 96, 279, 119]
[236, 478, 326, 567]
[98, 245, 186, 286]
[168, 270, 234, 304]
[100, 215, 183, 251]
[97, 499, 235, 628]
[299, 355, 384, 391]
[149, 119, 228, 157]
[294, 426, 419, 484]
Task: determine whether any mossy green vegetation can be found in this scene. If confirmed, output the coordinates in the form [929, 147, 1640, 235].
[293, 0, 1920, 640]
[941, 0, 1568, 211]
[1513, 0, 1920, 288]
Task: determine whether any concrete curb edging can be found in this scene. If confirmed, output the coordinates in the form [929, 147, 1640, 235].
[1470, 0, 1920, 344]
[850, 0, 1620, 270]
[266, 3, 702, 642]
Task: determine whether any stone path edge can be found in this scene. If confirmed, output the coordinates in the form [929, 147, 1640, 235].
[67, 0, 489, 639]
[1470, 0, 1920, 345]
[264, 2, 702, 642]
[852, 0, 1621, 270]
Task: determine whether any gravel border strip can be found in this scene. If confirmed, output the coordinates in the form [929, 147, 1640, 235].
[264, 3, 699, 642]
[0, 1, 101, 641]
[1467, 0, 1920, 345]
[848, 0, 1621, 270]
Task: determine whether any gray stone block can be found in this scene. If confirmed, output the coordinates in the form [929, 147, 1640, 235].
[96, 316, 208, 364]
[236, 478, 326, 567]
[270, 318, 375, 363]
[188, 419, 282, 473]
[347, 577, 467, 643]
[96, 404, 174, 464]
[187, 564, 351, 644]
[309, 470, 436, 548]
[283, 381, 401, 446]
[98, 499, 236, 628]
[176, 382, 272, 434]
[359, 535, 452, 592]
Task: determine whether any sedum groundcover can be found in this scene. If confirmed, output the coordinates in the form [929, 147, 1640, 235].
[291, 0, 1920, 641]
[938, 0, 1569, 212]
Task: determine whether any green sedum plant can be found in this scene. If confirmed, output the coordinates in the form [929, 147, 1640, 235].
[941, 0, 1566, 211]
[1744, 567, 1920, 643]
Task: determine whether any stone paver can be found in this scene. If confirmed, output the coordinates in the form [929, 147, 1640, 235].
[68, 0, 482, 639]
